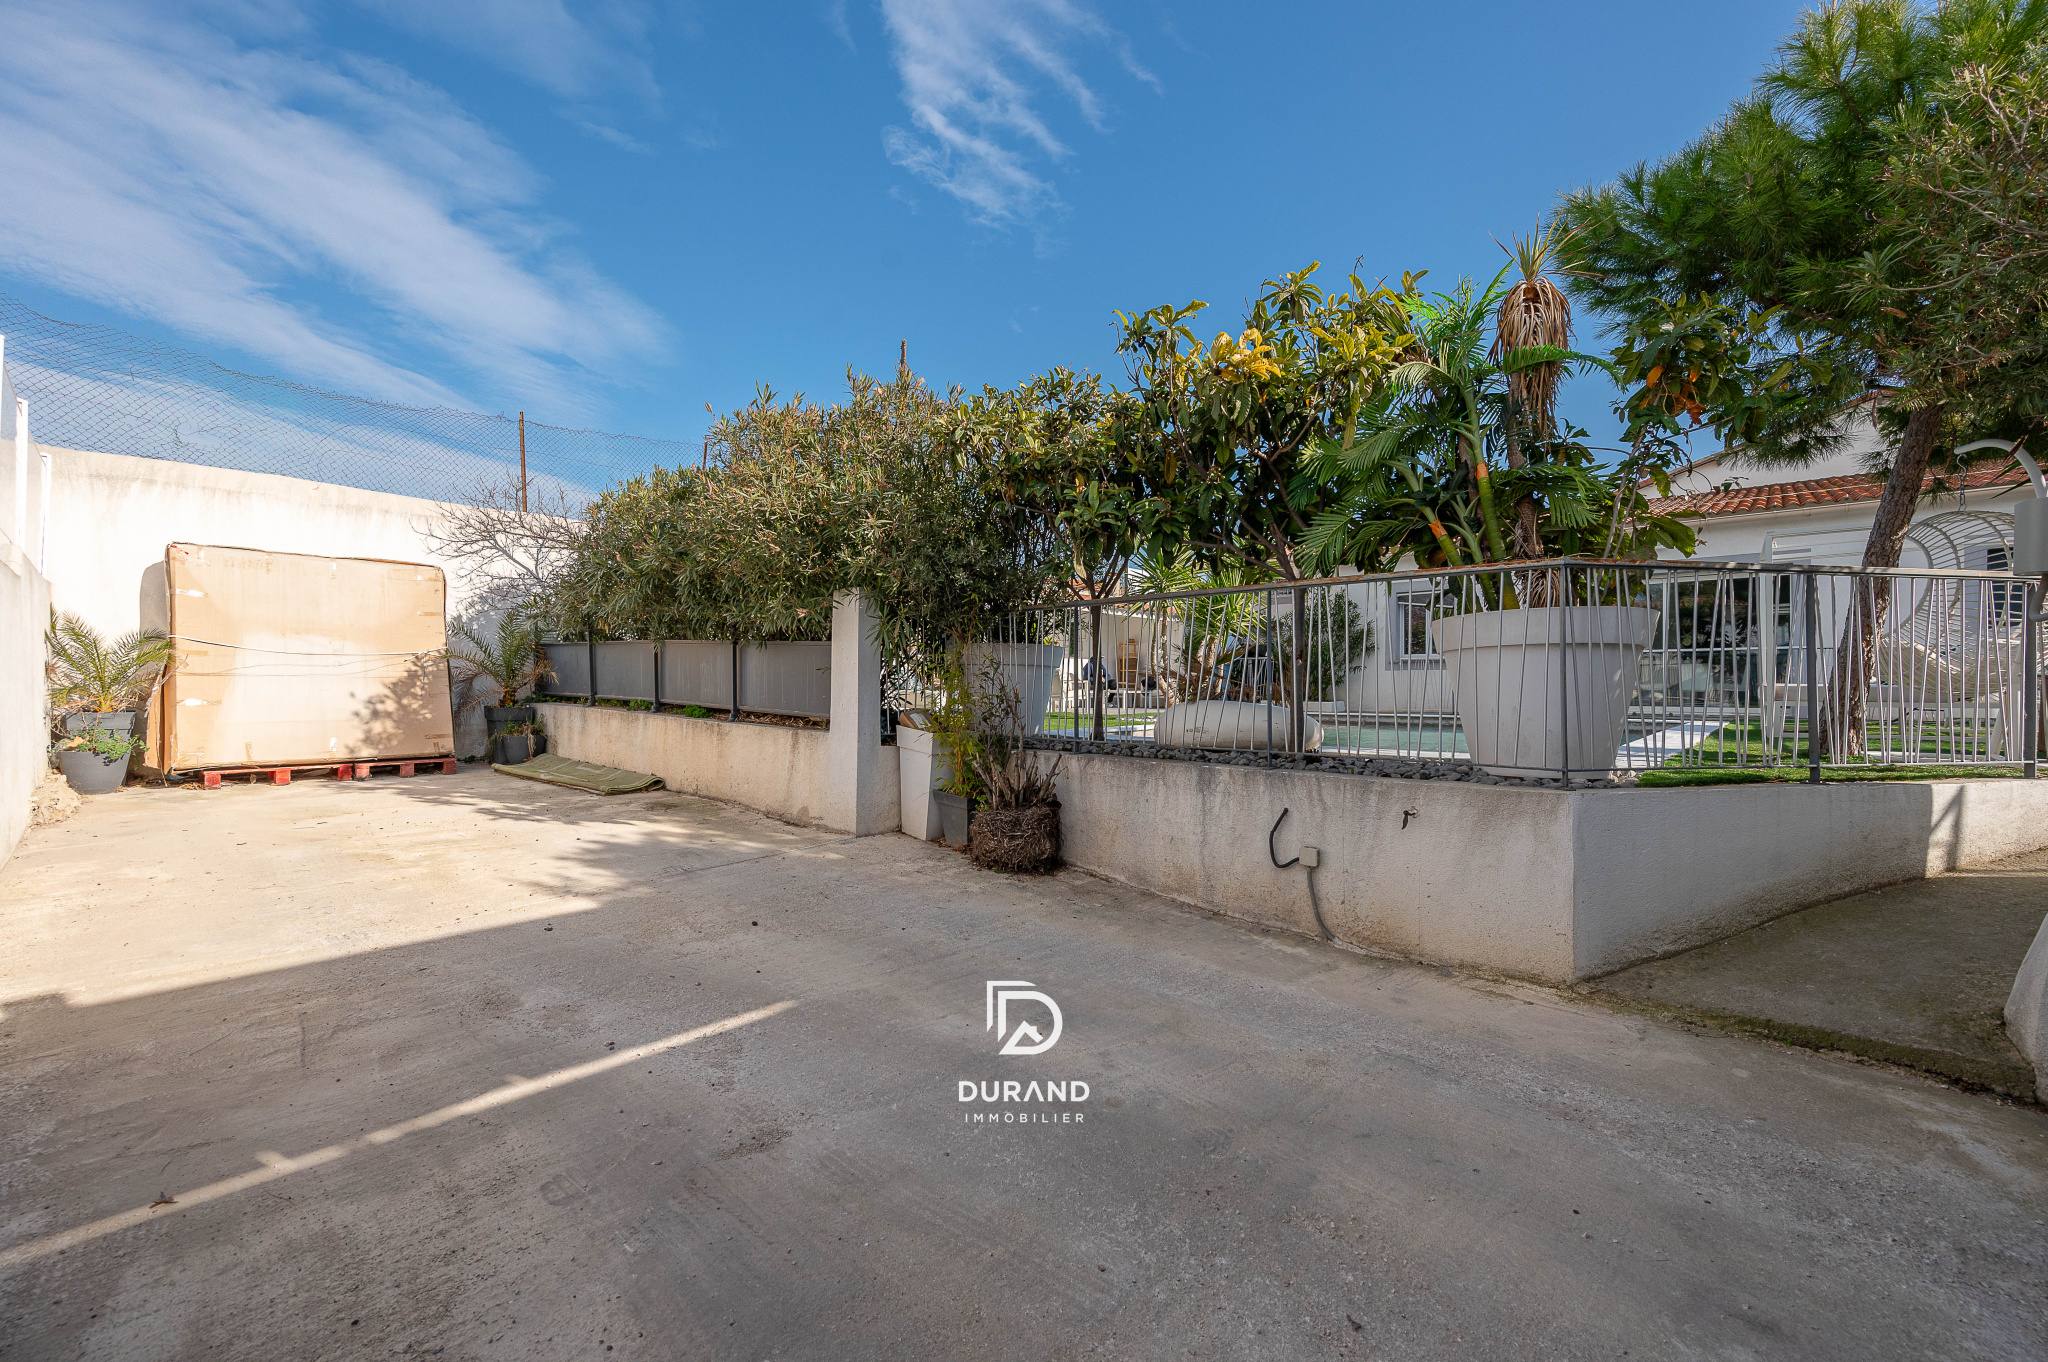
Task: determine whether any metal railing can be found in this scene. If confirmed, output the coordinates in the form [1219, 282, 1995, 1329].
[991, 560, 2044, 783]
[541, 639, 831, 720]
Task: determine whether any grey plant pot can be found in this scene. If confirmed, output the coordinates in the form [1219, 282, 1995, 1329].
[59, 748, 128, 795]
[933, 789, 975, 849]
[485, 705, 534, 736]
[494, 734, 533, 765]
[66, 711, 136, 734]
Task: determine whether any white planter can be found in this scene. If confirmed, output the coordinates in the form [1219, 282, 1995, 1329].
[968, 641, 1065, 735]
[1154, 699, 1324, 752]
[895, 725, 951, 841]
[1430, 605, 1658, 778]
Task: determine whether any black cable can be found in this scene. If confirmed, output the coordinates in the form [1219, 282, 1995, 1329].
[1268, 808, 1334, 942]
[1268, 807, 1298, 868]
[1305, 864, 1333, 943]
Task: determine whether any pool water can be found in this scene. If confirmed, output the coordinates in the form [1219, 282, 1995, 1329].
[1322, 723, 1469, 757]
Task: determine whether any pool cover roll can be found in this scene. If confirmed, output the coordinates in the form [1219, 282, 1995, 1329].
[492, 753, 662, 795]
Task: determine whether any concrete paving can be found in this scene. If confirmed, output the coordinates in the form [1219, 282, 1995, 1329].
[1590, 848, 2048, 1102]
[2, 769, 2046, 1361]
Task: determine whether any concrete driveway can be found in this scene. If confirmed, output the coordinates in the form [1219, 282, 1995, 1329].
[2, 769, 2044, 1360]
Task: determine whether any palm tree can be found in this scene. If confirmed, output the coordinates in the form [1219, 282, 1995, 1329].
[1129, 549, 1270, 706]
[1391, 281, 1515, 563]
[1491, 226, 1576, 557]
[1303, 272, 1614, 581]
[448, 618, 551, 711]
[46, 612, 176, 714]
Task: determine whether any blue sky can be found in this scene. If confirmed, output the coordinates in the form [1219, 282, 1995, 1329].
[0, 0, 1810, 462]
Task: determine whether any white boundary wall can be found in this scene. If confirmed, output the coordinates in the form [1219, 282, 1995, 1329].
[35, 444, 500, 756]
[1, 529, 51, 867]
[1052, 754, 2048, 983]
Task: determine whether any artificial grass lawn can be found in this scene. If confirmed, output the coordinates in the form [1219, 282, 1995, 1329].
[1637, 764, 2025, 788]
[1042, 712, 1155, 731]
[1648, 717, 2026, 785]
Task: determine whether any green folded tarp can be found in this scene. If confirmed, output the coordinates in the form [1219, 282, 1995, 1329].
[492, 753, 663, 795]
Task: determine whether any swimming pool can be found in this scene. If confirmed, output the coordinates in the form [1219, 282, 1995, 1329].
[1321, 723, 1469, 757]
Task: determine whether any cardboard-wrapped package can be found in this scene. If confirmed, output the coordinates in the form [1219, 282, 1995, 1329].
[151, 543, 454, 774]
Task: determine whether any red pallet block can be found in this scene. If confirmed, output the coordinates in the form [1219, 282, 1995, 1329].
[356, 758, 457, 779]
[193, 762, 345, 788]
[195, 758, 454, 788]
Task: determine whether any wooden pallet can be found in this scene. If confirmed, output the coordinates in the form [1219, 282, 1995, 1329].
[189, 758, 458, 789]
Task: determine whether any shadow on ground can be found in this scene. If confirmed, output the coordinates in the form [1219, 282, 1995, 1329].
[3, 769, 2046, 1360]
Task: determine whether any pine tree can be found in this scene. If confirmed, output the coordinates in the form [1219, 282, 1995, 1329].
[1557, 0, 2048, 571]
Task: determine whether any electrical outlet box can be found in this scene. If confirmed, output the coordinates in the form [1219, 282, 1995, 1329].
[1299, 846, 1321, 869]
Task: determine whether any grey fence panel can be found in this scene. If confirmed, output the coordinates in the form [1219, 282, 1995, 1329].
[542, 642, 590, 697]
[739, 641, 832, 718]
[543, 637, 833, 718]
[660, 641, 735, 709]
[591, 641, 657, 701]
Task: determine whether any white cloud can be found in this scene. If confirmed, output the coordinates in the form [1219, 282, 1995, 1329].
[878, 0, 1152, 227]
[577, 120, 657, 155]
[348, 0, 660, 108]
[0, 0, 667, 414]
[826, 0, 857, 53]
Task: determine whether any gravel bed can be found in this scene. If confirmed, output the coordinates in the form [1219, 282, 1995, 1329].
[1021, 736, 1634, 789]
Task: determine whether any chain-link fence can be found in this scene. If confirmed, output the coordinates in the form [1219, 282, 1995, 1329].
[0, 293, 689, 507]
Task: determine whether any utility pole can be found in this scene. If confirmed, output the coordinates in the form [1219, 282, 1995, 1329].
[517, 411, 528, 513]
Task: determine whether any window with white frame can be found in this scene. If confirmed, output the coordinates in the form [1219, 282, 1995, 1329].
[1392, 588, 1446, 664]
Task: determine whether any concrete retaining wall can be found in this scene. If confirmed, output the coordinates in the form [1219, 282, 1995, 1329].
[1569, 778, 2048, 977]
[538, 702, 900, 834]
[1, 531, 52, 867]
[1052, 753, 2048, 983]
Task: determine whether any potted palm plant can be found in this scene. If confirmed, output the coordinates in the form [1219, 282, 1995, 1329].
[1304, 232, 1696, 778]
[958, 663, 1064, 873]
[45, 611, 176, 793]
[449, 618, 551, 761]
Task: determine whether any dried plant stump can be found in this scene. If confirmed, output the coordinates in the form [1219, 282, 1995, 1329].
[968, 802, 1062, 874]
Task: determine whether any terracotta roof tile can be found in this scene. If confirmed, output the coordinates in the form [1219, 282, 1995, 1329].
[1646, 464, 2031, 519]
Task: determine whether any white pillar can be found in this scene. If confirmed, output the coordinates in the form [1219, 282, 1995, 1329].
[8, 398, 20, 550]
[30, 401, 46, 575]
[6, 335, 25, 552]
[826, 589, 894, 834]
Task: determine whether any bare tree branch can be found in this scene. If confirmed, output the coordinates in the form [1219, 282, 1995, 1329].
[418, 474, 586, 621]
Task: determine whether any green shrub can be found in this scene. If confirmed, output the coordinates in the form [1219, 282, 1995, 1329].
[542, 371, 1059, 669]
[54, 726, 147, 762]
